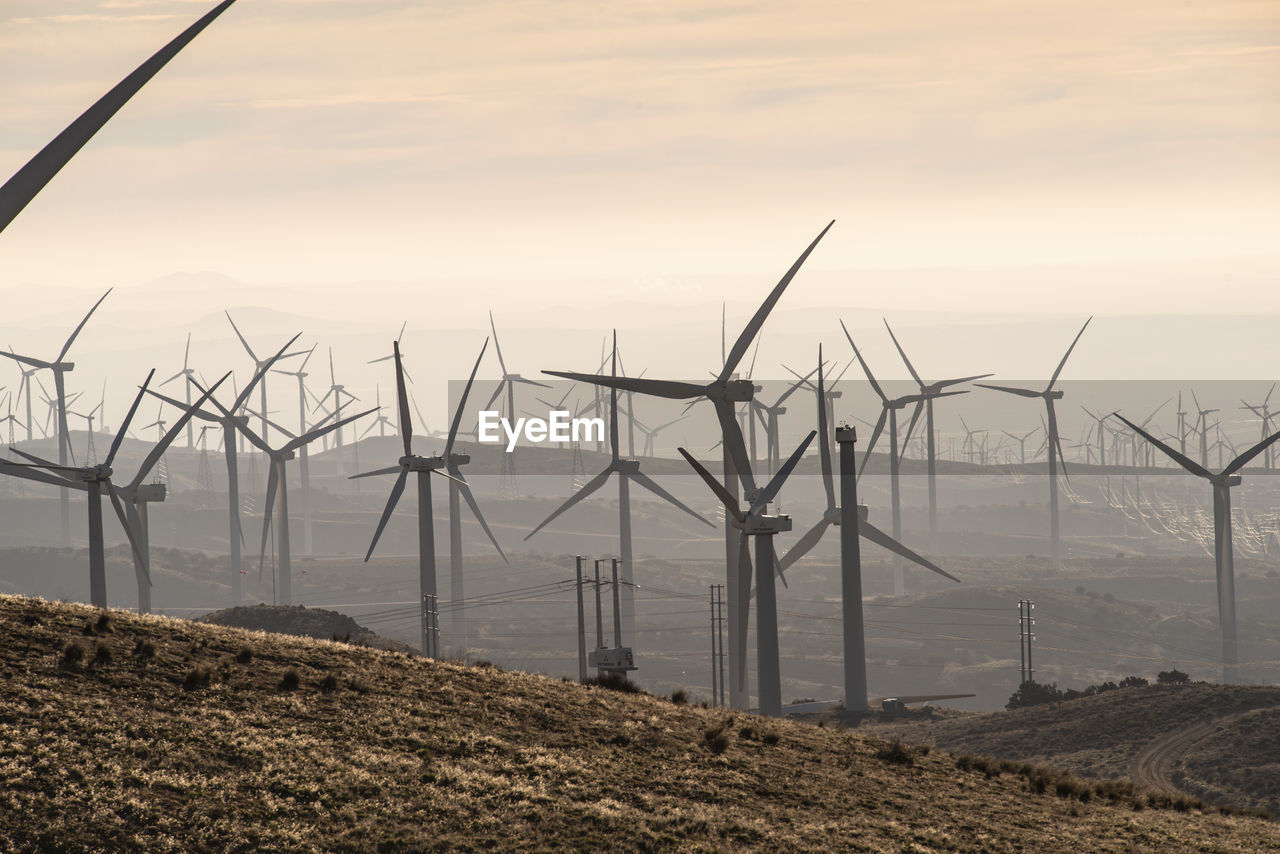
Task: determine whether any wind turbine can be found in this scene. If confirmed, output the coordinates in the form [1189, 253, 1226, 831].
[313, 347, 360, 452]
[355, 342, 463, 658]
[1112, 411, 1280, 683]
[442, 339, 509, 652]
[225, 310, 307, 446]
[112, 374, 229, 613]
[526, 332, 712, 642]
[272, 344, 320, 554]
[977, 317, 1092, 570]
[160, 333, 198, 449]
[151, 334, 301, 604]
[1189, 390, 1218, 469]
[0, 288, 112, 544]
[878, 319, 991, 553]
[544, 221, 834, 709]
[0, 370, 177, 608]
[1241, 384, 1277, 471]
[751, 367, 820, 476]
[238, 399, 376, 606]
[0, 1, 240, 234]
[1002, 427, 1041, 466]
[485, 312, 551, 493]
[777, 347, 959, 589]
[844, 330, 962, 596]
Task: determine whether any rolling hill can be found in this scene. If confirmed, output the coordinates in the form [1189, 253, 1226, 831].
[2, 594, 1277, 852]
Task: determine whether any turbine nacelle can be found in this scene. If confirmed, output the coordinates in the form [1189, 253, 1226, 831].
[742, 513, 791, 535]
[1046, 389, 1065, 401]
[446, 452, 471, 466]
[1212, 473, 1243, 488]
[402, 454, 447, 472]
[722, 379, 756, 402]
[80, 464, 113, 483]
[613, 459, 641, 474]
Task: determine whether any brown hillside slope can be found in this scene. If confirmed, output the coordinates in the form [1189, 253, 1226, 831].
[869, 684, 1280, 815]
[0, 595, 1275, 853]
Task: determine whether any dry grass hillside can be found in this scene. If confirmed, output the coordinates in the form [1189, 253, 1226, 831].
[869, 683, 1280, 816]
[2, 594, 1277, 852]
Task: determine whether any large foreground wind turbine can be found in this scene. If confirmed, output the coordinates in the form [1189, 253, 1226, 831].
[0, 1, 240, 234]
[977, 318, 1091, 570]
[525, 333, 711, 641]
[0, 288, 113, 544]
[680, 432, 816, 717]
[1112, 411, 1280, 683]
[544, 221, 834, 709]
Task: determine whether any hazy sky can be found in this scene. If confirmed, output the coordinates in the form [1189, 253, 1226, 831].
[2, 0, 1277, 311]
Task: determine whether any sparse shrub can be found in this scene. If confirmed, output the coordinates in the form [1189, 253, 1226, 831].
[1118, 675, 1148, 688]
[874, 738, 915, 766]
[346, 677, 370, 694]
[279, 668, 301, 691]
[235, 646, 253, 664]
[583, 672, 643, 694]
[707, 734, 730, 755]
[739, 724, 758, 740]
[133, 638, 155, 659]
[319, 673, 339, 693]
[183, 666, 211, 691]
[1157, 669, 1190, 685]
[670, 688, 688, 705]
[62, 641, 84, 666]
[1006, 680, 1063, 709]
[762, 731, 780, 746]
[473, 659, 499, 670]
[93, 643, 112, 665]
[332, 632, 351, 644]
[956, 754, 976, 772]
[82, 620, 96, 636]
[95, 613, 112, 633]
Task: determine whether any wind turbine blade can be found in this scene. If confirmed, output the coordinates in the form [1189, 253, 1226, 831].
[882, 319, 924, 388]
[677, 447, 744, 522]
[720, 221, 834, 381]
[901, 399, 924, 452]
[109, 489, 150, 585]
[233, 332, 303, 413]
[774, 364, 819, 407]
[349, 464, 403, 479]
[449, 465, 508, 563]
[510, 377, 552, 389]
[132, 372, 230, 487]
[0, 460, 79, 488]
[859, 409, 888, 480]
[817, 349, 835, 509]
[714, 399, 756, 493]
[1222, 426, 1280, 477]
[975, 382, 1042, 399]
[735, 531, 753, 681]
[159, 369, 188, 387]
[0, 351, 52, 371]
[259, 461, 278, 578]
[144, 387, 219, 423]
[363, 468, 409, 562]
[0, 1, 239, 235]
[1139, 398, 1172, 428]
[483, 380, 506, 411]
[542, 371, 705, 400]
[392, 341, 413, 457]
[777, 515, 836, 573]
[107, 369, 156, 466]
[859, 518, 960, 583]
[627, 471, 714, 527]
[286, 407, 378, 454]
[934, 373, 994, 389]
[840, 320, 889, 403]
[1047, 316, 1092, 390]
[57, 288, 113, 364]
[749, 430, 816, 515]
[1110, 412, 1212, 478]
[488, 311, 509, 377]
[447, 338, 488, 458]
[242, 408, 297, 441]
[224, 311, 259, 363]
[524, 468, 613, 540]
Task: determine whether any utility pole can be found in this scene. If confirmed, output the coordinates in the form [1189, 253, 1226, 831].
[611, 558, 623, 650]
[594, 558, 605, 664]
[575, 556, 587, 681]
[1018, 599, 1035, 683]
[709, 584, 724, 706]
